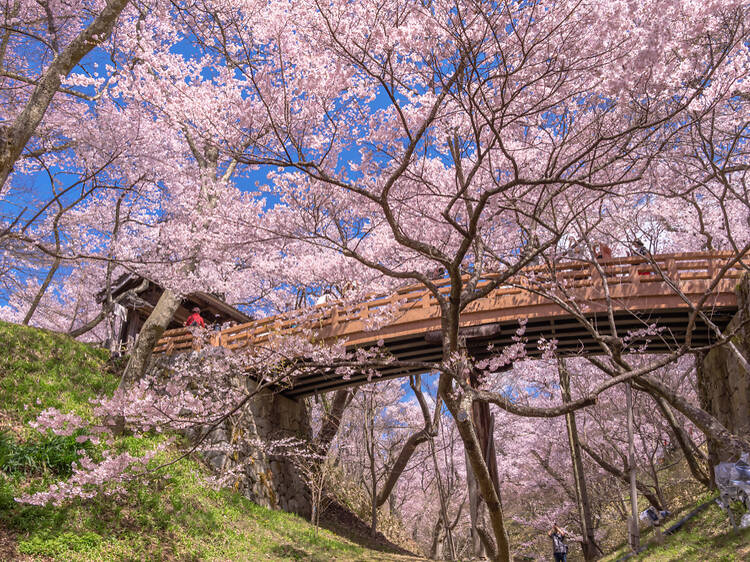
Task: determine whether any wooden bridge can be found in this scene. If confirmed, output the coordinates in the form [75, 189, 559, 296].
[154, 252, 746, 398]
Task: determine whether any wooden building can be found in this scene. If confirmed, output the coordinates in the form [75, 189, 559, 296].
[98, 274, 252, 347]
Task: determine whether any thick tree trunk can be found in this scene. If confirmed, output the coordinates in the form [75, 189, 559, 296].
[108, 289, 179, 434]
[463, 372, 503, 560]
[439, 307, 511, 562]
[119, 289, 180, 386]
[0, 0, 131, 189]
[559, 364, 599, 560]
[313, 388, 354, 456]
[464, 447, 485, 558]
[472, 400, 501, 497]
[443, 385, 510, 562]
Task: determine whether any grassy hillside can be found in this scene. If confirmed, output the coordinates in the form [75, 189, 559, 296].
[0, 321, 424, 561]
[601, 494, 750, 562]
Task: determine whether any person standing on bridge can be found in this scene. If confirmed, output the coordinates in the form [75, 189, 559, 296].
[595, 243, 613, 260]
[631, 240, 653, 276]
[631, 239, 649, 257]
[185, 307, 205, 328]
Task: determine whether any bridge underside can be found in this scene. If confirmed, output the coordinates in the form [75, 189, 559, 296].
[282, 306, 736, 398]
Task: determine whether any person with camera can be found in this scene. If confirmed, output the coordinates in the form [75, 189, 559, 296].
[548, 524, 569, 562]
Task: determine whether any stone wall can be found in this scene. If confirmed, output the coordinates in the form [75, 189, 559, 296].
[198, 383, 313, 517]
[148, 353, 313, 517]
[697, 273, 750, 465]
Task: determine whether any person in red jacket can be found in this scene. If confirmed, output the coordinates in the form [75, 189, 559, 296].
[185, 307, 205, 328]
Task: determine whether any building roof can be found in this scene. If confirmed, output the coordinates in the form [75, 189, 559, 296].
[98, 273, 252, 325]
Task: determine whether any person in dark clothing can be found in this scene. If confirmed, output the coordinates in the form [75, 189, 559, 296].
[185, 307, 205, 328]
[631, 239, 648, 256]
[631, 240, 653, 276]
[548, 525, 568, 562]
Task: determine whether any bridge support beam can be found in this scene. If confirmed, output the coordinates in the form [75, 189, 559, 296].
[696, 273, 750, 473]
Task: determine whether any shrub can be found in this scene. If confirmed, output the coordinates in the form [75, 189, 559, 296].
[0, 430, 95, 477]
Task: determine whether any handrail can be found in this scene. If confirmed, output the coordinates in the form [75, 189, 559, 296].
[154, 251, 746, 355]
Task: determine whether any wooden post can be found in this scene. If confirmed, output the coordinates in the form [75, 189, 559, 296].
[665, 258, 677, 279]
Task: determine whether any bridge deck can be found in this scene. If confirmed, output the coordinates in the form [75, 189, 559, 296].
[154, 252, 745, 397]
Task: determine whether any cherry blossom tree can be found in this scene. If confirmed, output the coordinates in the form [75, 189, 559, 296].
[2, 1, 749, 560]
[0, 0, 137, 189]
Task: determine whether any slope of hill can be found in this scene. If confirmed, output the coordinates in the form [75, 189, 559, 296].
[602, 494, 750, 562]
[0, 321, 424, 561]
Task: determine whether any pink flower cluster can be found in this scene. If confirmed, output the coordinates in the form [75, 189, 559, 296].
[15, 448, 161, 507]
[29, 408, 86, 437]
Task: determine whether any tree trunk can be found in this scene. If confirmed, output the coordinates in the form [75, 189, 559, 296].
[559, 363, 599, 560]
[444, 384, 510, 562]
[652, 395, 710, 487]
[376, 429, 430, 507]
[68, 278, 148, 339]
[364, 394, 378, 537]
[531, 449, 576, 502]
[24, 204, 65, 325]
[0, 0, 132, 189]
[439, 309, 510, 562]
[463, 381, 503, 560]
[464, 447, 485, 558]
[626, 383, 640, 552]
[429, 435, 456, 560]
[108, 288, 179, 434]
[633, 371, 750, 460]
[23, 255, 61, 325]
[579, 441, 663, 511]
[429, 517, 444, 560]
[369, 453, 378, 536]
[313, 388, 354, 456]
[375, 374, 438, 509]
[118, 289, 180, 387]
[472, 400, 501, 498]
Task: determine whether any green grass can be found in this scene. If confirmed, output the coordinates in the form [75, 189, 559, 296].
[0, 321, 423, 561]
[601, 494, 750, 562]
[0, 429, 95, 476]
[0, 320, 114, 427]
[5, 454, 398, 561]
